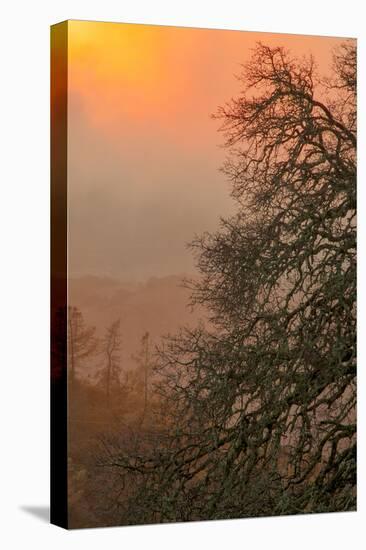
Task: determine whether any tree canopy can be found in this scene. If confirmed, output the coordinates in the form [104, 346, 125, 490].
[97, 42, 356, 523]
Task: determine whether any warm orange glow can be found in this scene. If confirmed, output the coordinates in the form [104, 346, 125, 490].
[68, 21, 202, 129]
[68, 21, 346, 140]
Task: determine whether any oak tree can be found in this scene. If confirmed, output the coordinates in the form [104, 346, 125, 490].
[98, 42, 356, 523]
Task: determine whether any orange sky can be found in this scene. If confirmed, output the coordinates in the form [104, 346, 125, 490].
[67, 20, 346, 280]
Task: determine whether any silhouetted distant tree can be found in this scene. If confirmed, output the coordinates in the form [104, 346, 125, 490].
[97, 41, 356, 523]
[68, 306, 98, 385]
[97, 319, 122, 402]
[132, 332, 153, 426]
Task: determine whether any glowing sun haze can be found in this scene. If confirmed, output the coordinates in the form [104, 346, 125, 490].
[67, 20, 345, 281]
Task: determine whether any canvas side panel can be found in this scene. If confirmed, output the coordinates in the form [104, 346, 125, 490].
[50, 20, 68, 529]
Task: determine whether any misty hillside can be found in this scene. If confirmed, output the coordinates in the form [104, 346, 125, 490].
[69, 275, 205, 373]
